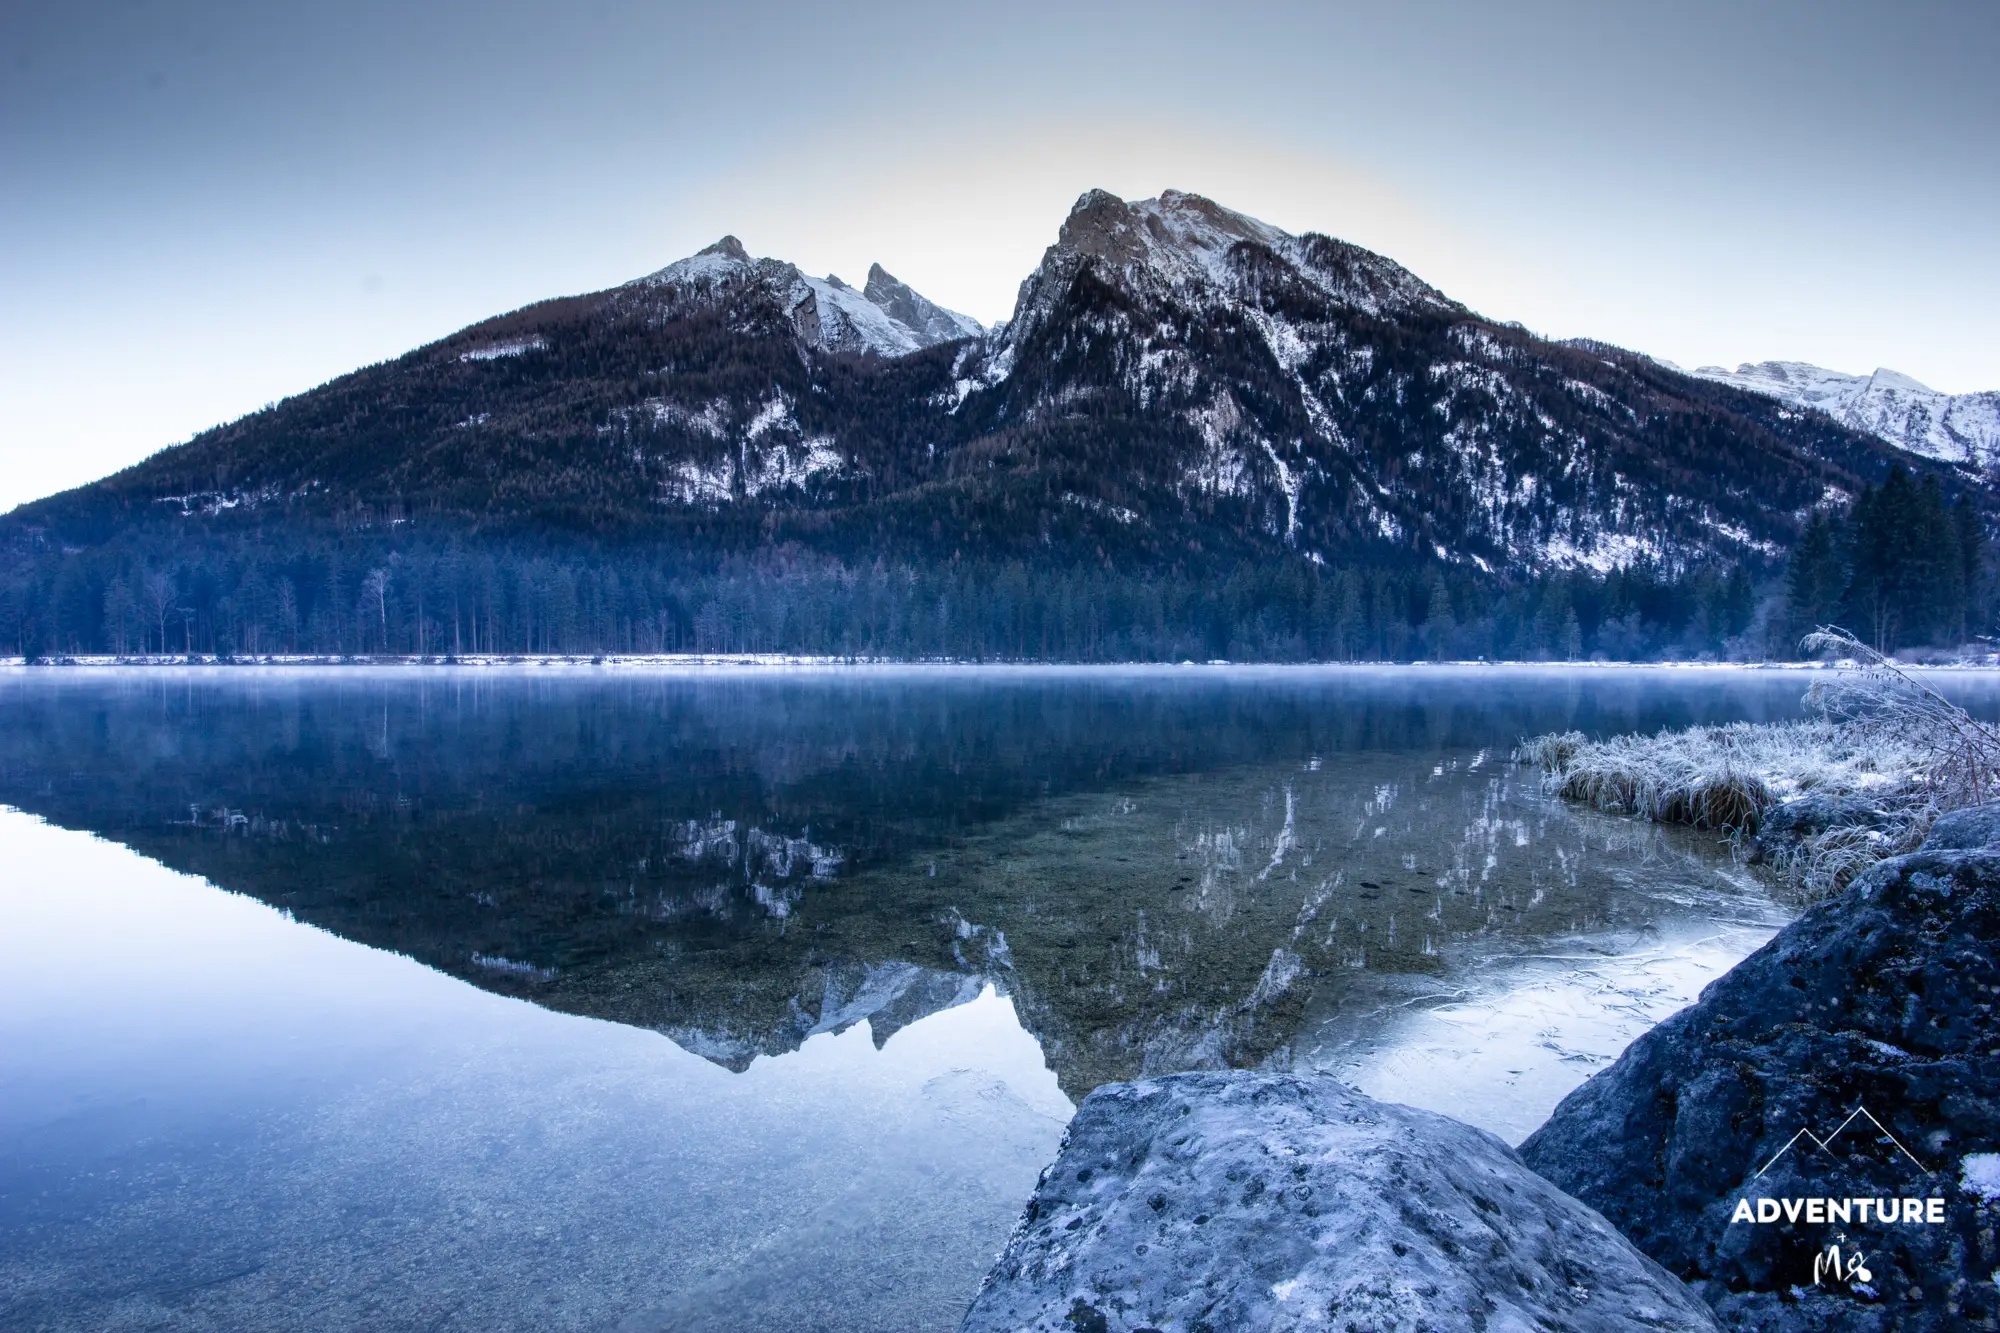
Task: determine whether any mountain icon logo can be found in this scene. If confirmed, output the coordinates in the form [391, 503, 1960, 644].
[1753, 1104, 1928, 1179]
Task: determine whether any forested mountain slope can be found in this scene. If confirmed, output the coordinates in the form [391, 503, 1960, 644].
[0, 190, 1976, 661]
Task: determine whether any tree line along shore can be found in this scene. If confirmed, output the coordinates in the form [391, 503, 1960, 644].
[2, 466, 1989, 665]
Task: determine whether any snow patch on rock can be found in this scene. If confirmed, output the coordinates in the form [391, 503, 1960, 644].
[1540, 531, 1663, 573]
[1962, 1153, 2000, 1201]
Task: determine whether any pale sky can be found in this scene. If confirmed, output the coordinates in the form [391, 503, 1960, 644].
[4, 0, 1995, 513]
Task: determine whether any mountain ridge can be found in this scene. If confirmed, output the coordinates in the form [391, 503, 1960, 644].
[1687, 359, 2000, 474]
[10, 187, 1925, 571]
[630, 235, 982, 360]
[0, 187, 1981, 662]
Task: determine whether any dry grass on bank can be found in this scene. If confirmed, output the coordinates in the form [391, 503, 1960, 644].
[1519, 629, 2000, 899]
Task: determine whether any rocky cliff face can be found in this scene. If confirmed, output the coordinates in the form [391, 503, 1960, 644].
[862, 262, 985, 347]
[960, 1071, 1719, 1333]
[1521, 838, 2000, 1331]
[937, 189, 1916, 576]
[634, 236, 983, 359]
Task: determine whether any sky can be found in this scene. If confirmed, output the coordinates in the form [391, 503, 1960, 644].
[3, 0, 1996, 513]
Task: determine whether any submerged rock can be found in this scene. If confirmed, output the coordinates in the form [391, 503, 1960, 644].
[961, 1071, 1718, 1333]
[1520, 848, 2000, 1331]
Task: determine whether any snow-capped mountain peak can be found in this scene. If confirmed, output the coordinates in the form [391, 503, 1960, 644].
[862, 264, 983, 345]
[1052, 188, 1292, 288]
[997, 189, 1457, 359]
[635, 239, 977, 359]
[1865, 367, 1933, 395]
[698, 234, 751, 262]
[642, 235, 756, 288]
[1692, 360, 2000, 472]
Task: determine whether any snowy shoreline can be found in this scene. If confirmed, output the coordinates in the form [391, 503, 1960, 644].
[1523, 641, 2000, 900]
[8, 653, 2000, 672]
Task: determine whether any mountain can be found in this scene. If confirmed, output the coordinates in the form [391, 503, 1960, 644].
[1689, 360, 2000, 474]
[638, 235, 982, 358]
[942, 188, 1916, 575]
[0, 189, 1975, 662]
[861, 262, 985, 347]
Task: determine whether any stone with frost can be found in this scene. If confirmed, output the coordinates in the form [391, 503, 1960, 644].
[1759, 794, 1891, 841]
[1919, 803, 2000, 852]
[961, 1070, 1719, 1333]
[1521, 848, 2000, 1331]
[1746, 793, 1892, 866]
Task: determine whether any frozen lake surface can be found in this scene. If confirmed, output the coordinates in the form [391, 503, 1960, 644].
[6, 666, 1996, 1329]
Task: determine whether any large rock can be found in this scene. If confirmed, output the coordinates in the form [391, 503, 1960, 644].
[1919, 805, 2000, 852]
[961, 1071, 1719, 1332]
[1520, 849, 2000, 1331]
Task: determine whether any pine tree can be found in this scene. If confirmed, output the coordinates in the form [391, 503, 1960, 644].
[1422, 578, 1454, 659]
[1784, 513, 1844, 650]
[1954, 496, 1985, 641]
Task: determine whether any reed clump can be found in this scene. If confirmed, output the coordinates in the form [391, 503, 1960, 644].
[1528, 723, 1798, 834]
[1518, 629, 2000, 899]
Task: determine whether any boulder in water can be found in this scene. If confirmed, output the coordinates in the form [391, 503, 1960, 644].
[962, 1070, 1718, 1332]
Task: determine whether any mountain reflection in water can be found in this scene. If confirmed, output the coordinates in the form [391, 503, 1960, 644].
[0, 813, 1070, 1333]
[0, 666, 1836, 1100]
[16, 666, 2000, 1332]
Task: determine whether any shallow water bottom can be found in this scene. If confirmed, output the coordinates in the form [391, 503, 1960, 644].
[0, 813, 1069, 1333]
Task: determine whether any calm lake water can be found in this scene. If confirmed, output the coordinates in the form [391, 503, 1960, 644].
[6, 665, 1993, 1331]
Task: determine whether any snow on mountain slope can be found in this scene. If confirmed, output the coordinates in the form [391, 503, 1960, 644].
[994, 189, 1458, 356]
[636, 237, 981, 358]
[862, 264, 983, 345]
[29, 186, 1929, 589]
[1691, 360, 2000, 472]
[948, 188, 1844, 574]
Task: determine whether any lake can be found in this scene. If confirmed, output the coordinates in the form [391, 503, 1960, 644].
[4, 665, 1979, 1331]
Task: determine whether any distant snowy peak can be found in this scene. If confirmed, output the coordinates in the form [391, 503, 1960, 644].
[999, 188, 1459, 351]
[863, 264, 983, 345]
[1692, 360, 2000, 472]
[634, 239, 979, 359]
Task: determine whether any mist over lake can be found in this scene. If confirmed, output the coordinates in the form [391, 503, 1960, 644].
[16, 665, 1995, 1329]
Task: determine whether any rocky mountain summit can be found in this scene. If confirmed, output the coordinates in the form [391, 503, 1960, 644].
[862, 261, 986, 347]
[633, 235, 982, 359]
[1691, 361, 2000, 476]
[942, 189, 1907, 575]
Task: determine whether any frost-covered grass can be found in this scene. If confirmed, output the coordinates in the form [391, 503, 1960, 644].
[1520, 629, 2000, 899]
[1520, 718, 1926, 823]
